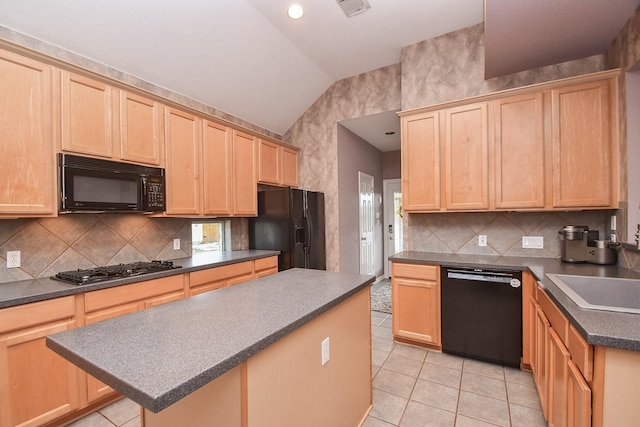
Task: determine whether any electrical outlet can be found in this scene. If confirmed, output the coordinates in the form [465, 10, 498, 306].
[6, 251, 20, 268]
[321, 337, 330, 366]
[173, 239, 180, 250]
[522, 236, 544, 249]
[478, 235, 487, 247]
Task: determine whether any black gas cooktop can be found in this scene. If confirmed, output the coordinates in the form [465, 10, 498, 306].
[52, 260, 181, 285]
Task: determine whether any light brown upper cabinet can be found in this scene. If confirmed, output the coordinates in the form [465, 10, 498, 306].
[61, 71, 115, 158]
[401, 111, 441, 212]
[0, 50, 56, 217]
[399, 70, 619, 213]
[492, 92, 546, 209]
[232, 130, 258, 216]
[258, 139, 300, 187]
[444, 102, 489, 210]
[552, 79, 615, 208]
[202, 120, 233, 215]
[165, 107, 202, 215]
[118, 90, 163, 166]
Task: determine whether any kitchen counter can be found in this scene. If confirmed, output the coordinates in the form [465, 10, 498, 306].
[0, 250, 279, 309]
[390, 251, 640, 351]
[46, 268, 374, 414]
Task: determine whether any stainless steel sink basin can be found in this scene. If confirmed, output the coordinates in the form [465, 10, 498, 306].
[545, 274, 640, 314]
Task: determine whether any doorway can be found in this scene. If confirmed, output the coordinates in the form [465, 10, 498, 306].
[358, 172, 375, 276]
[383, 179, 403, 278]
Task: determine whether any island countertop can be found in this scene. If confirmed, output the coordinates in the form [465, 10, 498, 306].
[46, 268, 374, 413]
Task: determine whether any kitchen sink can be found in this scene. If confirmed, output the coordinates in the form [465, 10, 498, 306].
[545, 274, 640, 315]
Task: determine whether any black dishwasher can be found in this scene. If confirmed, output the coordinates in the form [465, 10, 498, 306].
[441, 267, 522, 368]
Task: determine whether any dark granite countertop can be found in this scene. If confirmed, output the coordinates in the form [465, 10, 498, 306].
[46, 268, 374, 413]
[390, 251, 640, 352]
[0, 250, 279, 309]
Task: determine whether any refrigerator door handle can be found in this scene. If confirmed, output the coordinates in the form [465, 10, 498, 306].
[303, 191, 311, 268]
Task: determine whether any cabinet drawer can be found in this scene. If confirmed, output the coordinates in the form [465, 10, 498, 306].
[537, 287, 569, 345]
[190, 261, 253, 287]
[85, 275, 185, 312]
[392, 263, 438, 281]
[568, 324, 593, 381]
[255, 256, 278, 272]
[0, 296, 75, 334]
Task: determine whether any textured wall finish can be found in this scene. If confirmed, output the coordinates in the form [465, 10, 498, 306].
[401, 23, 605, 111]
[284, 65, 402, 272]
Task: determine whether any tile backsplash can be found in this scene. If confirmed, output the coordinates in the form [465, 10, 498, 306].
[0, 215, 249, 283]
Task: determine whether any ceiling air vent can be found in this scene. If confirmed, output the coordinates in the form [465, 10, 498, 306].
[336, 0, 371, 18]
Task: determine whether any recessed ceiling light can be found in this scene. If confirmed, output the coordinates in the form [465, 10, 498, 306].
[287, 4, 304, 19]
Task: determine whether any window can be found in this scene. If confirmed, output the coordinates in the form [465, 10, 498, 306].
[191, 220, 226, 253]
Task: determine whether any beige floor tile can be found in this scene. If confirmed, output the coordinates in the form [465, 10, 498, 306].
[400, 400, 455, 427]
[373, 347, 393, 366]
[460, 371, 507, 401]
[120, 415, 141, 427]
[372, 364, 382, 378]
[99, 398, 140, 426]
[382, 353, 424, 377]
[370, 388, 409, 425]
[454, 414, 499, 426]
[504, 366, 535, 387]
[462, 359, 505, 380]
[363, 415, 397, 427]
[425, 351, 464, 371]
[373, 325, 394, 340]
[391, 343, 428, 362]
[410, 379, 459, 412]
[457, 391, 510, 427]
[381, 317, 393, 328]
[506, 381, 542, 410]
[66, 412, 114, 427]
[419, 362, 462, 389]
[372, 335, 395, 352]
[373, 368, 418, 398]
[509, 402, 547, 426]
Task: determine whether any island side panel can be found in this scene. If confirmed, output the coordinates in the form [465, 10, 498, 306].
[142, 365, 243, 427]
[245, 287, 372, 427]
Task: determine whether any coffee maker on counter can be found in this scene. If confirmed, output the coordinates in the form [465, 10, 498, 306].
[558, 225, 619, 265]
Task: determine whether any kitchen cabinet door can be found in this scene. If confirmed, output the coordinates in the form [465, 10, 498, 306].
[551, 79, 614, 208]
[567, 359, 591, 427]
[0, 50, 56, 216]
[61, 71, 115, 158]
[443, 102, 489, 210]
[119, 90, 163, 166]
[258, 139, 281, 185]
[391, 263, 440, 347]
[232, 130, 258, 216]
[281, 146, 299, 187]
[189, 261, 254, 296]
[254, 256, 278, 278]
[165, 107, 202, 215]
[0, 297, 80, 427]
[535, 305, 550, 419]
[401, 111, 441, 211]
[493, 92, 546, 209]
[549, 328, 570, 427]
[202, 120, 233, 215]
[522, 271, 537, 370]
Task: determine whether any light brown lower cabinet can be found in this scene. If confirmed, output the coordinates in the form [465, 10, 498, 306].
[0, 297, 81, 427]
[391, 262, 441, 348]
[534, 286, 592, 427]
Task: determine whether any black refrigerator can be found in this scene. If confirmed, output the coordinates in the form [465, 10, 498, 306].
[249, 188, 326, 271]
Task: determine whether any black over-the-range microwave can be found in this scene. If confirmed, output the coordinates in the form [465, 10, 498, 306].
[58, 153, 166, 213]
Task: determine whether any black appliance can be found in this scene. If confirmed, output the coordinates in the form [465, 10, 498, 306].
[52, 261, 181, 285]
[58, 153, 166, 212]
[441, 267, 523, 367]
[249, 188, 326, 271]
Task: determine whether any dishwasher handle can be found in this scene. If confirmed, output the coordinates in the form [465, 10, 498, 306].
[445, 269, 522, 287]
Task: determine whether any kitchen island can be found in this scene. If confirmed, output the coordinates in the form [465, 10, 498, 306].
[46, 268, 374, 427]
